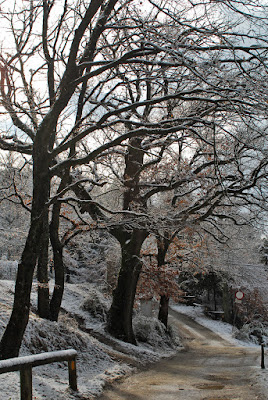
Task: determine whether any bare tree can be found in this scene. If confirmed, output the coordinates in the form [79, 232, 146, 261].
[0, 0, 267, 356]
[0, 0, 165, 358]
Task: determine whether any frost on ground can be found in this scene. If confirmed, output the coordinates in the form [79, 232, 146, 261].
[171, 303, 268, 347]
[171, 303, 268, 398]
[1, 257, 267, 400]
[0, 279, 178, 400]
[171, 303, 259, 346]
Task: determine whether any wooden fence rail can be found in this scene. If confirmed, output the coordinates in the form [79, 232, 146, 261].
[0, 349, 78, 400]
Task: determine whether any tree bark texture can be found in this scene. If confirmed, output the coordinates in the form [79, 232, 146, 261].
[123, 137, 143, 210]
[49, 244, 64, 321]
[158, 295, 169, 328]
[107, 137, 146, 343]
[49, 178, 67, 322]
[0, 136, 50, 359]
[156, 235, 170, 327]
[37, 209, 50, 319]
[107, 230, 147, 344]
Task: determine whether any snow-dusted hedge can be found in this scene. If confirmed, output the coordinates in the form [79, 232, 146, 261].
[81, 287, 110, 321]
[133, 315, 179, 349]
[0, 258, 18, 280]
[23, 315, 87, 355]
[234, 321, 268, 345]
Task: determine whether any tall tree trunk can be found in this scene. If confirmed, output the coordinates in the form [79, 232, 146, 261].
[49, 178, 66, 322]
[107, 137, 146, 343]
[107, 230, 147, 344]
[49, 243, 64, 321]
[0, 141, 50, 359]
[213, 287, 217, 311]
[0, 223, 43, 359]
[37, 209, 50, 319]
[158, 295, 169, 328]
[222, 282, 233, 324]
[156, 235, 170, 327]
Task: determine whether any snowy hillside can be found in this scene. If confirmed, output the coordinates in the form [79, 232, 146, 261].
[0, 227, 267, 399]
[0, 259, 268, 398]
[0, 277, 178, 400]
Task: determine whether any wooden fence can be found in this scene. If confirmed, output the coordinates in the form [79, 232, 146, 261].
[0, 349, 78, 400]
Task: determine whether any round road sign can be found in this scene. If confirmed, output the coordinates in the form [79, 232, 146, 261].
[235, 291, 244, 300]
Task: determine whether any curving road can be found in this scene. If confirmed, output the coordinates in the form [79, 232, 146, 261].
[99, 309, 265, 400]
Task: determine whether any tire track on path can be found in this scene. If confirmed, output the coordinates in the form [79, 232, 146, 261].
[98, 308, 264, 400]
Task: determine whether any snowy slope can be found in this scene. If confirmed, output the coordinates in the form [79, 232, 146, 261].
[0, 279, 176, 400]
[0, 280, 268, 399]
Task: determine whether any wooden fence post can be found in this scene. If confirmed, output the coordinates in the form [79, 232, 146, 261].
[0, 349, 78, 398]
[20, 366, 32, 400]
[68, 358, 77, 391]
[261, 344, 265, 369]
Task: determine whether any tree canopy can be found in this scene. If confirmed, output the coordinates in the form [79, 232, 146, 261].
[0, 0, 267, 357]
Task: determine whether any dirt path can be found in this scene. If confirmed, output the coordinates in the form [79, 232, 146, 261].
[98, 309, 265, 400]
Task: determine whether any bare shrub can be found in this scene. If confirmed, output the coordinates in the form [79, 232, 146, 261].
[81, 287, 110, 321]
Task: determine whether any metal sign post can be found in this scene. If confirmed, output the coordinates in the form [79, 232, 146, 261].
[232, 290, 245, 328]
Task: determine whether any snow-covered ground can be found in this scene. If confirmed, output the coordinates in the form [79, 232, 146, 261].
[0, 279, 177, 400]
[0, 273, 268, 399]
[171, 303, 258, 347]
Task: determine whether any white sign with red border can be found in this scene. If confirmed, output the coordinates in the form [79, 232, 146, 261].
[235, 290, 244, 303]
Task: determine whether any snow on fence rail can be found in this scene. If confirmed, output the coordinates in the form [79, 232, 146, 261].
[0, 349, 78, 400]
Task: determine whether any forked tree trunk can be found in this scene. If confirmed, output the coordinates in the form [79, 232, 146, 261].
[107, 230, 147, 344]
